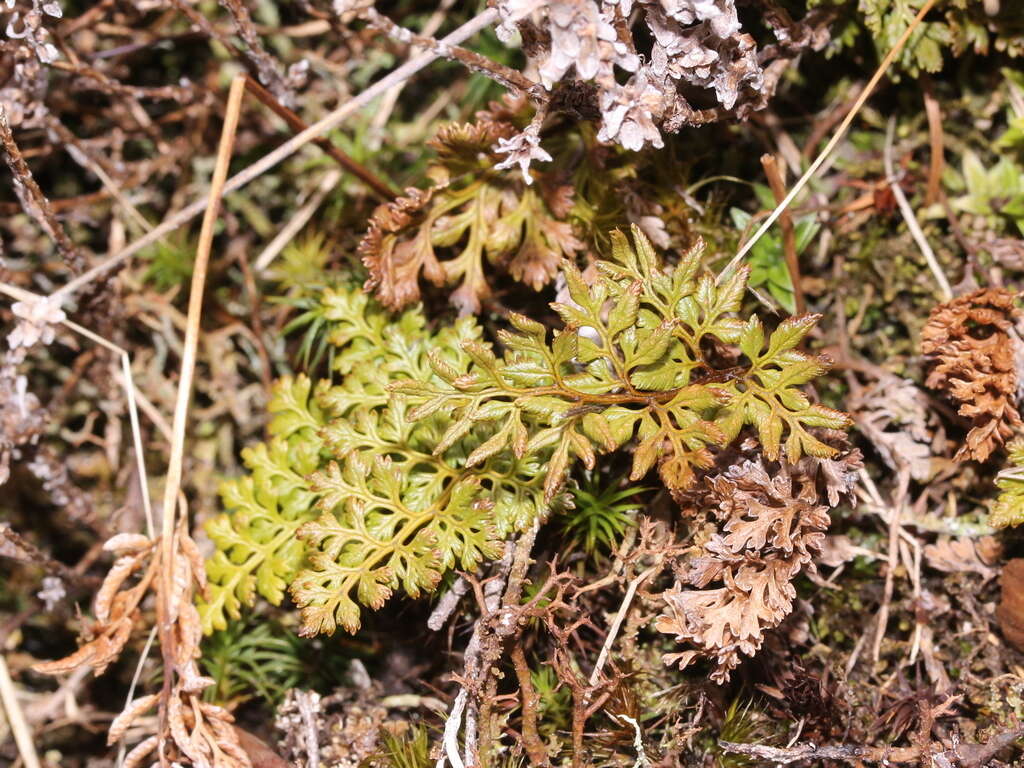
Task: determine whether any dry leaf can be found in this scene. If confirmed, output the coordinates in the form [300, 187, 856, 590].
[923, 536, 1002, 580]
[657, 434, 861, 682]
[851, 375, 941, 481]
[361, 117, 581, 314]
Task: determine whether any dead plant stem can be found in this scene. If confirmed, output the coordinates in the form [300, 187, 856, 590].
[0, 653, 40, 768]
[922, 78, 944, 207]
[510, 641, 549, 767]
[0, 107, 83, 273]
[0, 282, 155, 536]
[156, 74, 246, 762]
[588, 565, 658, 687]
[242, 76, 396, 200]
[362, 7, 544, 101]
[872, 467, 910, 664]
[761, 153, 806, 315]
[883, 116, 952, 301]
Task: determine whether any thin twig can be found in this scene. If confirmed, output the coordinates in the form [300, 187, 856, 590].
[588, 565, 658, 687]
[362, 6, 544, 101]
[721, 725, 1024, 766]
[366, 0, 454, 147]
[46, 117, 156, 236]
[0, 653, 42, 768]
[718, 0, 941, 283]
[51, 8, 502, 305]
[872, 467, 910, 664]
[427, 574, 471, 631]
[115, 626, 158, 768]
[0, 282, 155, 537]
[883, 117, 953, 301]
[253, 169, 342, 273]
[0, 107, 83, 273]
[219, 0, 290, 103]
[922, 78, 944, 207]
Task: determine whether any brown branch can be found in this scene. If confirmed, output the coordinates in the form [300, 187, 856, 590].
[51, 9, 503, 302]
[761, 153, 806, 315]
[720, 726, 1024, 767]
[167, 0, 396, 200]
[219, 0, 291, 104]
[0, 108, 83, 273]
[50, 60, 197, 103]
[233, 245, 274, 400]
[922, 77, 944, 207]
[802, 81, 866, 159]
[0, 525, 82, 583]
[243, 76, 397, 200]
[361, 7, 546, 103]
[720, 741, 920, 764]
[509, 642, 549, 767]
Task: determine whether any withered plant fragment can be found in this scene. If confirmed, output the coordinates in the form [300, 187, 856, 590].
[923, 536, 1001, 580]
[998, 559, 1024, 653]
[360, 113, 582, 314]
[850, 375, 943, 482]
[33, 533, 156, 677]
[656, 435, 861, 682]
[921, 288, 1023, 462]
[492, 0, 831, 171]
[34, 521, 251, 768]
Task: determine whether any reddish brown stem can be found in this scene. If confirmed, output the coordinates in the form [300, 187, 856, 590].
[922, 77, 945, 207]
[761, 153, 806, 315]
[243, 76, 397, 200]
[510, 642, 549, 767]
[0, 109, 83, 273]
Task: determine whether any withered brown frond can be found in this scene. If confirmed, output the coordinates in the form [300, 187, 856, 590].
[656, 436, 862, 682]
[922, 288, 1023, 462]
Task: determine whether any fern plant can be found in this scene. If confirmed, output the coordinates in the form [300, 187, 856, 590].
[201, 618, 312, 707]
[201, 226, 848, 638]
[202, 285, 551, 636]
[394, 226, 849, 500]
[992, 439, 1024, 528]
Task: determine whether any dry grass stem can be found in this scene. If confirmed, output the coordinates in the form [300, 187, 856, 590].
[0, 653, 42, 768]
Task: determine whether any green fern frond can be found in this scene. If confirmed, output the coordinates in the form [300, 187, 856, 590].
[290, 298, 554, 636]
[394, 225, 850, 502]
[992, 439, 1024, 528]
[199, 376, 327, 634]
[203, 226, 848, 639]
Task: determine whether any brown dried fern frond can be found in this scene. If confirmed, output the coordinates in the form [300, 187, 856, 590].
[656, 435, 861, 682]
[921, 288, 1023, 462]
